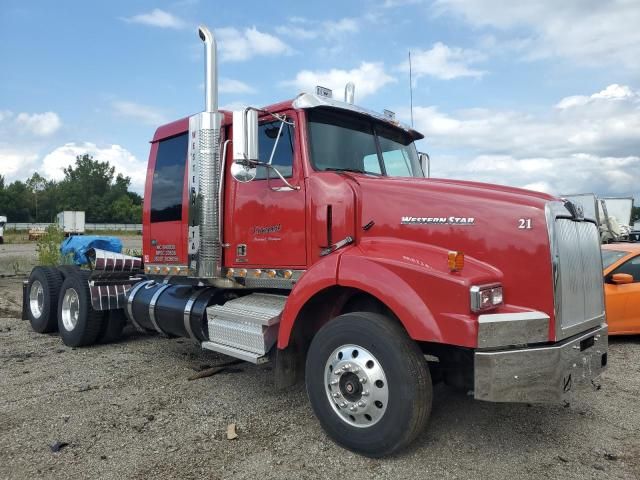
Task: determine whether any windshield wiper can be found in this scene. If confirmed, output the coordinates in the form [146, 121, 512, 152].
[324, 167, 381, 176]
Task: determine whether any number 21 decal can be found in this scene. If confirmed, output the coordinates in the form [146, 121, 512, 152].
[518, 218, 533, 229]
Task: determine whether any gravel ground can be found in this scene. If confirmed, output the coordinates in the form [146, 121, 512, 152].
[1, 273, 639, 480]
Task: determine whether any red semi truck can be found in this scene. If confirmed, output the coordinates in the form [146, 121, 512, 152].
[23, 25, 608, 457]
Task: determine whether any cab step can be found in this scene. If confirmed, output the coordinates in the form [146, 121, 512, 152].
[202, 293, 286, 364]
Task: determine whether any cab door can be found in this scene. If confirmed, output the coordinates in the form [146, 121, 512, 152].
[225, 111, 306, 268]
[146, 133, 188, 266]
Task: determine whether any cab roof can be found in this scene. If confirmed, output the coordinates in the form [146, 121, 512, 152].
[152, 93, 423, 143]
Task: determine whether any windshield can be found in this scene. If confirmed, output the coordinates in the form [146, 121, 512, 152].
[307, 108, 423, 177]
[602, 249, 627, 269]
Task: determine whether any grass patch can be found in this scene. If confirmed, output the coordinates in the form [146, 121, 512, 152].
[1, 230, 30, 244]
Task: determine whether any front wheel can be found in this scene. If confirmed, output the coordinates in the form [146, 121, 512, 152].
[305, 312, 432, 457]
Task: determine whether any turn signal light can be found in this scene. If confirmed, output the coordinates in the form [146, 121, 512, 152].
[448, 251, 464, 272]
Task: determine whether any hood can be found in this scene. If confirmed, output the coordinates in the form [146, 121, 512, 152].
[350, 175, 557, 317]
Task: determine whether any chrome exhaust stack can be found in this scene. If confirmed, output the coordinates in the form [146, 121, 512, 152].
[187, 25, 225, 280]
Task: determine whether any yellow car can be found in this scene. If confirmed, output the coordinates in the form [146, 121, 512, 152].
[602, 243, 640, 335]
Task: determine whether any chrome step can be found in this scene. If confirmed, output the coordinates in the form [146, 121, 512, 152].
[205, 293, 286, 362]
[201, 341, 269, 365]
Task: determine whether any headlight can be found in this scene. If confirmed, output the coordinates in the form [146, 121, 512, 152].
[470, 284, 503, 312]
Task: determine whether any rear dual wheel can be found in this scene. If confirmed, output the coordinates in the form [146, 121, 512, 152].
[27, 267, 63, 333]
[306, 312, 432, 457]
[57, 270, 105, 347]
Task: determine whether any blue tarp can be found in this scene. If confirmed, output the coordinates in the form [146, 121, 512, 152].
[60, 236, 123, 266]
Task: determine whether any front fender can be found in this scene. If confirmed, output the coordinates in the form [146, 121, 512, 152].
[277, 253, 340, 348]
[338, 238, 503, 347]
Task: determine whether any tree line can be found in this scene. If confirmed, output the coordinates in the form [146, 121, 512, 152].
[0, 154, 142, 223]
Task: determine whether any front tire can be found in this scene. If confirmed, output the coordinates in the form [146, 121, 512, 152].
[57, 270, 105, 347]
[27, 266, 63, 333]
[305, 312, 432, 457]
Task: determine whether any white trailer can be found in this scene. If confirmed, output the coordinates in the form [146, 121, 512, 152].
[56, 211, 85, 235]
[0, 216, 6, 244]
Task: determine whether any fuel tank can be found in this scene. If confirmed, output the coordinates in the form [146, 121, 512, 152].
[125, 280, 223, 341]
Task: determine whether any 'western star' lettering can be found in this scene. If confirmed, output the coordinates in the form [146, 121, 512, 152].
[401, 216, 475, 225]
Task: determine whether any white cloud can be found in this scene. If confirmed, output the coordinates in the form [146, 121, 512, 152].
[276, 17, 360, 40]
[285, 62, 396, 99]
[112, 101, 168, 126]
[14, 112, 61, 136]
[435, 0, 640, 71]
[41, 143, 146, 192]
[123, 9, 185, 29]
[217, 27, 291, 62]
[0, 147, 39, 178]
[400, 42, 486, 80]
[383, 0, 424, 6]
[410, 84, 640, 197]
[325, 18, 359, 36]
[219, 78, 256, 94]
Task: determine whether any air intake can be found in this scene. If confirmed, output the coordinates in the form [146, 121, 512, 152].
[187, 25, 225, 279]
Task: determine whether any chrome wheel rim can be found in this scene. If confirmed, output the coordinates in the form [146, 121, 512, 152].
[61, 288, 80, 331]
[324, 344, 389, 428]
[29, 280, 44, 319]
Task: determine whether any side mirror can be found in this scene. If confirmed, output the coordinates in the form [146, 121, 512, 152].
[418, 152, 430, 178]
[231, 109, 259, 182]
[611, 273, 634, 284]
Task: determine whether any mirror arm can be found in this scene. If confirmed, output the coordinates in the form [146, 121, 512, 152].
[268, 121, 286, 166]
[266, 164, 300, 191]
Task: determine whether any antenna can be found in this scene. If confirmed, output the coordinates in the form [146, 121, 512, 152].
[409, 50, 414, 128]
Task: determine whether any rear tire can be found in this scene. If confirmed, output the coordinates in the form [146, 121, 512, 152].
[57, 270, 105, 347]
[27, 267, 63, 333]
[98, 310, 126, 343]
[306, 312, 432, 457]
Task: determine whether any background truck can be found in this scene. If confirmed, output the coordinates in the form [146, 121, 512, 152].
[56, 210, 85, 236]
[0, 215, 6, 244]
[22, 25, 608, 457]
[563, 194, 634, 243]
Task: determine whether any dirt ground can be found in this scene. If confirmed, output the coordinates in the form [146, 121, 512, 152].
[1, 271, 639, 479]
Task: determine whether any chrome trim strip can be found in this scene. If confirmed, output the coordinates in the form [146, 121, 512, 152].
[148, 284, 171, 335]
[477, 311, 549, 348]
[183, 289, 202, 342]
[474, 325, 607, 403]
[126, 280, 152, 332]
[222, 268, 305, 290]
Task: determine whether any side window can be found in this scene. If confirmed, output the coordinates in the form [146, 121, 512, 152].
[150, 133, 188, 223]
[256, 121, 294, 180]
[612, 256, 640, 282]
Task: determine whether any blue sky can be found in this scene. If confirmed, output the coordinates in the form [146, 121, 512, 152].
[1, 0, 639, 198]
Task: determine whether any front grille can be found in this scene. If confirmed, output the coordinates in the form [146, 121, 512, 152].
[553, 217, 605, 338]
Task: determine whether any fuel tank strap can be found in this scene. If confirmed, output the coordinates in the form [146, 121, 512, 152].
[183, 289, 202, 343]
[127, 280, 152, 333]
[148, 284, 172, 335]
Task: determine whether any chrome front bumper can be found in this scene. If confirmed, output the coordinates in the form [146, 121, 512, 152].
[474, 325, 608, 403]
